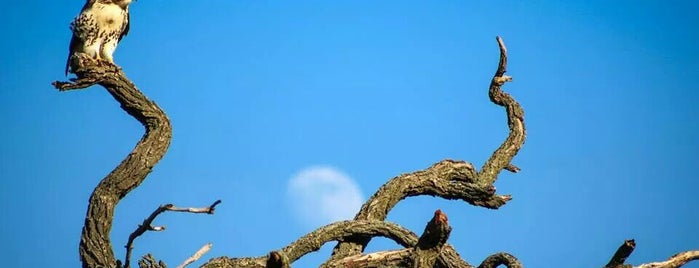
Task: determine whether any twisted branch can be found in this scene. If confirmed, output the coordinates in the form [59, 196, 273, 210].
[327, 36, 525, 266]
[54, 55, 173, 268]
[477, 36, 525, 186]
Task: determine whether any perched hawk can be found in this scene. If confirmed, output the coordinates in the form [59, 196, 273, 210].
[65, 0, 133, 75]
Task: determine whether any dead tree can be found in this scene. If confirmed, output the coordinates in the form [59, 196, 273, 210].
[53, 37, 698, 268]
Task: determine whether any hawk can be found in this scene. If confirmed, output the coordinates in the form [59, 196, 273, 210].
[65, 0, 133, 75]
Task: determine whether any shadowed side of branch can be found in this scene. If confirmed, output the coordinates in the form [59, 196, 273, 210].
[411, 210, 452, 268]
[605, 239, 636, 268]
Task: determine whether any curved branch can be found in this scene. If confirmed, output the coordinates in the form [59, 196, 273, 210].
[282, 220, 418, 262]
[325, 160, 509, 263]
[328, 36, 524, 265]
[477, 252, 523, 268]
[201, 220, 419, 267]
[477, 36, 526, 186]
[53, 55, 172, 268]
[323, 211, 466, 268]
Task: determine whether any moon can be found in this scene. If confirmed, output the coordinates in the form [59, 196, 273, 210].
[287, 166, 364, 228]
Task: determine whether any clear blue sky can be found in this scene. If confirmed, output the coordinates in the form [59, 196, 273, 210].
[1, 1, 697, 267]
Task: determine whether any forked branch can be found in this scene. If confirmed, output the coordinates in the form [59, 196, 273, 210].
[125, 200, 222, 268]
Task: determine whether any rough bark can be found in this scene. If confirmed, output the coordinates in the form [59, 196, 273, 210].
[325, 36, 525, 267]
[477, 252, 522, 268]
[54, 55, 173, 268]
[411, 210, 452, 268]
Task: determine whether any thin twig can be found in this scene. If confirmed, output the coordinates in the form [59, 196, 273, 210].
[177, 243, 213, 268]
[124, 200, 222, 268]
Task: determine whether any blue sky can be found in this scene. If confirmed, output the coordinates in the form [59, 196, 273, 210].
[1, 1, 698, 267]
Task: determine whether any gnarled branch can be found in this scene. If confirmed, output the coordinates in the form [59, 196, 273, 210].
[327, 35, 524, 266]
[477, 36, 525, 186]
[54, 54, 173, 268]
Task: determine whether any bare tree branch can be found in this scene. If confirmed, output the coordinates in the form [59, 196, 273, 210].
[125, 201, 221, 268]
[327, 35, 524, 266]
[177, 243, 212, 268]
[319, 210, 455, 268]
[477, 36, 525, 186]
[201, 219, 420, 267]
[54, 54, 173, 268]
[635, 251, 699, 268]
